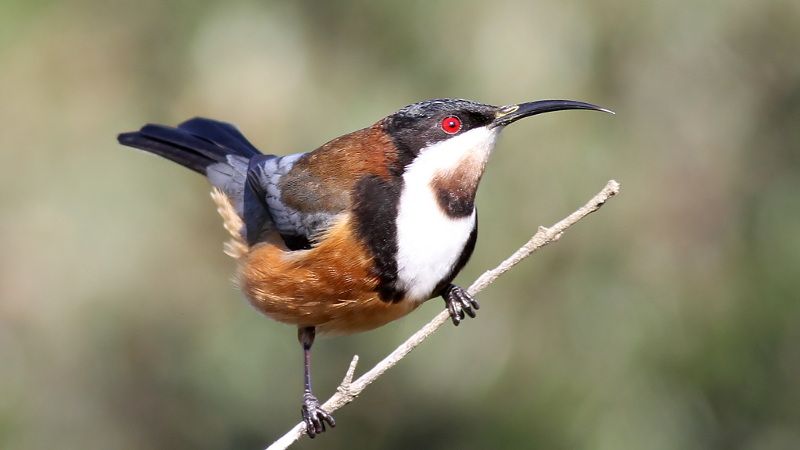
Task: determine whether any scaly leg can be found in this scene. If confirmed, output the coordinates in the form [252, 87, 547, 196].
[298, 326, 335, 438]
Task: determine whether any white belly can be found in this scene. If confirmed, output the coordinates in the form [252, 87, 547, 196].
[395, 192, 475, 301]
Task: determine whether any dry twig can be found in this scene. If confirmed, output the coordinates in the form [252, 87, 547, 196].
[267, 180, 621, 450]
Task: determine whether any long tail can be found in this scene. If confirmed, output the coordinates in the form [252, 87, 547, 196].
[118, 117, 271, 257]
[117, 117, 262, 173]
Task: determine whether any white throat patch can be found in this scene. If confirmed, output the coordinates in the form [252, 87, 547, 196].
[394, 126, 498, 302]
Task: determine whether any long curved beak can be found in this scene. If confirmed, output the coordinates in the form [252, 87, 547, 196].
[491, 100, 613, 128]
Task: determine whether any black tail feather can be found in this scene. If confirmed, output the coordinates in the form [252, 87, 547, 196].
[118, 131, 213, 174]
[177, 117, 261, 158]
[117, 118, 263, 174]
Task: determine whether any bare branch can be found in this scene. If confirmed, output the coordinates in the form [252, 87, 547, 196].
[266, 180, 621, 450]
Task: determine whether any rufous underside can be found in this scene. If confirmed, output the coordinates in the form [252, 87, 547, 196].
[212, 190, 418, 334]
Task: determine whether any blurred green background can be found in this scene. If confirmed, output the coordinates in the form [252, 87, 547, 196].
[2, 0, 799, 449]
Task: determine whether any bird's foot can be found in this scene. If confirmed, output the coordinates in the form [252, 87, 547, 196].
[301, 392, 335, 438]
[442, 284, 480, 326]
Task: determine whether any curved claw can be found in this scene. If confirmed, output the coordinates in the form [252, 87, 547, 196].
[301, 393, 335, 438]
[442, 284, 480, 326]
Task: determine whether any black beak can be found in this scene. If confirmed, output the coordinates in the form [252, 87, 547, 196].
[491, 100, 613, 128]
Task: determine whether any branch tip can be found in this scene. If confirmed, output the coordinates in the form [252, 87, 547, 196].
[342, 355, 359, 386]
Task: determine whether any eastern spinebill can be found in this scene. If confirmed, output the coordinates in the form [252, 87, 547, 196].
[118, 98, 611, 438]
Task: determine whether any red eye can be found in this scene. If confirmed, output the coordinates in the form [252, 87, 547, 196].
[441, 116, 462, 134]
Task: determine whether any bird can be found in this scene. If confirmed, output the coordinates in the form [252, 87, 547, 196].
[118, 98, 610, 438]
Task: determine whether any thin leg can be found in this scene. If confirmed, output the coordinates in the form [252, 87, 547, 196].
[298, 326, 335, 438]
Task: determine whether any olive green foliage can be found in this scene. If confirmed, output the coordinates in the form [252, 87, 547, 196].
[1, 1, 798, 449]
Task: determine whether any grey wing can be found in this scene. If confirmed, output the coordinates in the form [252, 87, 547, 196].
[247, 153, 341, 250]
[207, 154, 250, 217]
[207, 153, 278, 245]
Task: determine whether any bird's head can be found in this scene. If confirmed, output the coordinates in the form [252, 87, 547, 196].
[383, 98, 612, 166]
[379, 98, 612, 216]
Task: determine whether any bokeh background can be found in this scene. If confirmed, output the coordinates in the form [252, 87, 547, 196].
[2, 0, 799, 449]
